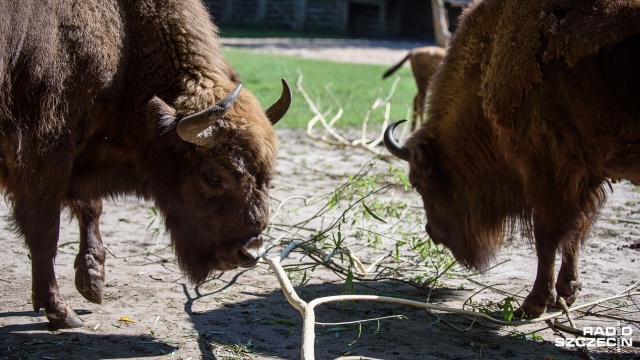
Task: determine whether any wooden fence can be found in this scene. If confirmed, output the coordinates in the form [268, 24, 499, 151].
[205, 0, 469, 41]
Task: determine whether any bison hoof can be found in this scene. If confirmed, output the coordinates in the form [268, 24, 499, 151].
[74, 254, 105, 304]
[515, 290, 557, 319]
[514, 304, 546, 319]
[556, 280, 582, 306]
[44, 303, 84, 329]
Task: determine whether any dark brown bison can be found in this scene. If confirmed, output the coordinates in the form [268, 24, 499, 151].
[385, 0, 640, 318]
[0, 0, 290, 328]
[382, 46, 446, 131]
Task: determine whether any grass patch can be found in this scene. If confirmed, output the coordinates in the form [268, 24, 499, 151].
[223, 48, 416, 129]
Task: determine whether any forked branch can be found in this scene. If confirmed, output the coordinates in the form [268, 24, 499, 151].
[298, 69, 409, 157]
[264, 246, 640, 360]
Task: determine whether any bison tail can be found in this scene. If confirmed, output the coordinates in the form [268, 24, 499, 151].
[382, 54, 411, 79]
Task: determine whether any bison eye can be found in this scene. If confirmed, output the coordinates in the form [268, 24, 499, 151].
[203, 173, 223, 187]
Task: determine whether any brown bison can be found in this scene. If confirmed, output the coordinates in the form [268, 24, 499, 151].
[0, 0, 290, 328]
[385, 0, 640, 318]
[382, 46, 446, 131]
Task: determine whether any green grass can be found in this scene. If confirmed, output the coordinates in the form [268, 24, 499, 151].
[224, 48, 416, 129]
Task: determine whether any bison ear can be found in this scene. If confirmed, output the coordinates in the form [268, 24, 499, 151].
[414, 143, 436, 176]
[147, 96, 178, 135]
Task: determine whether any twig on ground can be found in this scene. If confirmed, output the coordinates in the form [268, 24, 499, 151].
[265, 245, 640, 360]
[425, 310, 477, 333]
[556, 297, 576, 328]
[298, 68, 403, 157]
[464, 278, 528, 300]
[270, 195, 312, 222]
[315, 314, 407, 327]
[601, 217, 640, 225]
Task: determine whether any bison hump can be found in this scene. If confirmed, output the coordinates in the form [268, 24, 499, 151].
[457, 0, 640, 128]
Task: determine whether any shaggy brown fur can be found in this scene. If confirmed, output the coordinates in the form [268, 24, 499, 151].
[383, 46, 447, 131]
[388, 0, 640, 318]
[0, 0, 288, 328]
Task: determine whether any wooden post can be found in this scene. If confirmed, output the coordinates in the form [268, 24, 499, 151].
[379, 0, 387, 35]
[256, 0, 267, 23]
[430, 0, 451, 47]
[222, 0, 233, 21]
[294, 0, 307, 30]
[339, 0, 349, 33]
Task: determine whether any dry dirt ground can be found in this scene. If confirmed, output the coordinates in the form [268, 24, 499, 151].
[1, 39, 639, 360]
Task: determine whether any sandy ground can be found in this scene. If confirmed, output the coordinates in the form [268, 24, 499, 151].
[219, 38, 432, 65]
[1, 39, 639, 360]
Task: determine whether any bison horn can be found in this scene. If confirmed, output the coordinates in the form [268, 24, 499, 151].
[176, 84, 243, 143]
[384, 120, 411, 161]
[264, 78, 291, 126]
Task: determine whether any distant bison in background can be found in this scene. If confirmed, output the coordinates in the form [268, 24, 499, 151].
[383, 46, 446, 131]
[0, 0, 290, 328]
[222, 57, 242, 83]
[385, 0, 640, 318]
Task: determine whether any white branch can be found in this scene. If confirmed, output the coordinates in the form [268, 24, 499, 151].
[299, 69, 404, 158]
[264, 245, 640, 360]
[270, 195, 311, 222]
[299, 69, 351, 146]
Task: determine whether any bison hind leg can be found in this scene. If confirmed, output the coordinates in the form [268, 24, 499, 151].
[70, 199, 106, 304]
[555, 280, 582, 306]
[42, 301, 84, 329]
[74, 252, 105, 304]
[555, 235, 583, 306]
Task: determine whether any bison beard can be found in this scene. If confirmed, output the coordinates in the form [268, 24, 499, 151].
[0, 0, 290, 328]
[386, 0, 640, 319]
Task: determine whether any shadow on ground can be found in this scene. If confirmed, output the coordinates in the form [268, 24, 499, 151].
[177, 278, 607, 360]
[1, 318, 177, 359]
[2, 273, 635, 359]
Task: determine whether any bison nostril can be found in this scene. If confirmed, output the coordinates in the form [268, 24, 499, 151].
[237, 236, 265, 268]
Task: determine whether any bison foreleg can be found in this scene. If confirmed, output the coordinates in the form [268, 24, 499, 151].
[17, 197, 84, 328]
[515, 215, 563, 318]
[516, 248, 558, 318]
[30, 256, 83, 328]
[413, 83, 428, 131]
[411, 94, 427, 131]
[71, 199, 106, 304]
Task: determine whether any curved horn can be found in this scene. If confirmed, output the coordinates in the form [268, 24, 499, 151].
[264, 78, 291, 126]
[384, 120, 411, 161]
[176, 84, 243, 143]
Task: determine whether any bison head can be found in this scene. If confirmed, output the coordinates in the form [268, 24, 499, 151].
[384, 120, 507, 270]
[146, 79, 291, 284]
